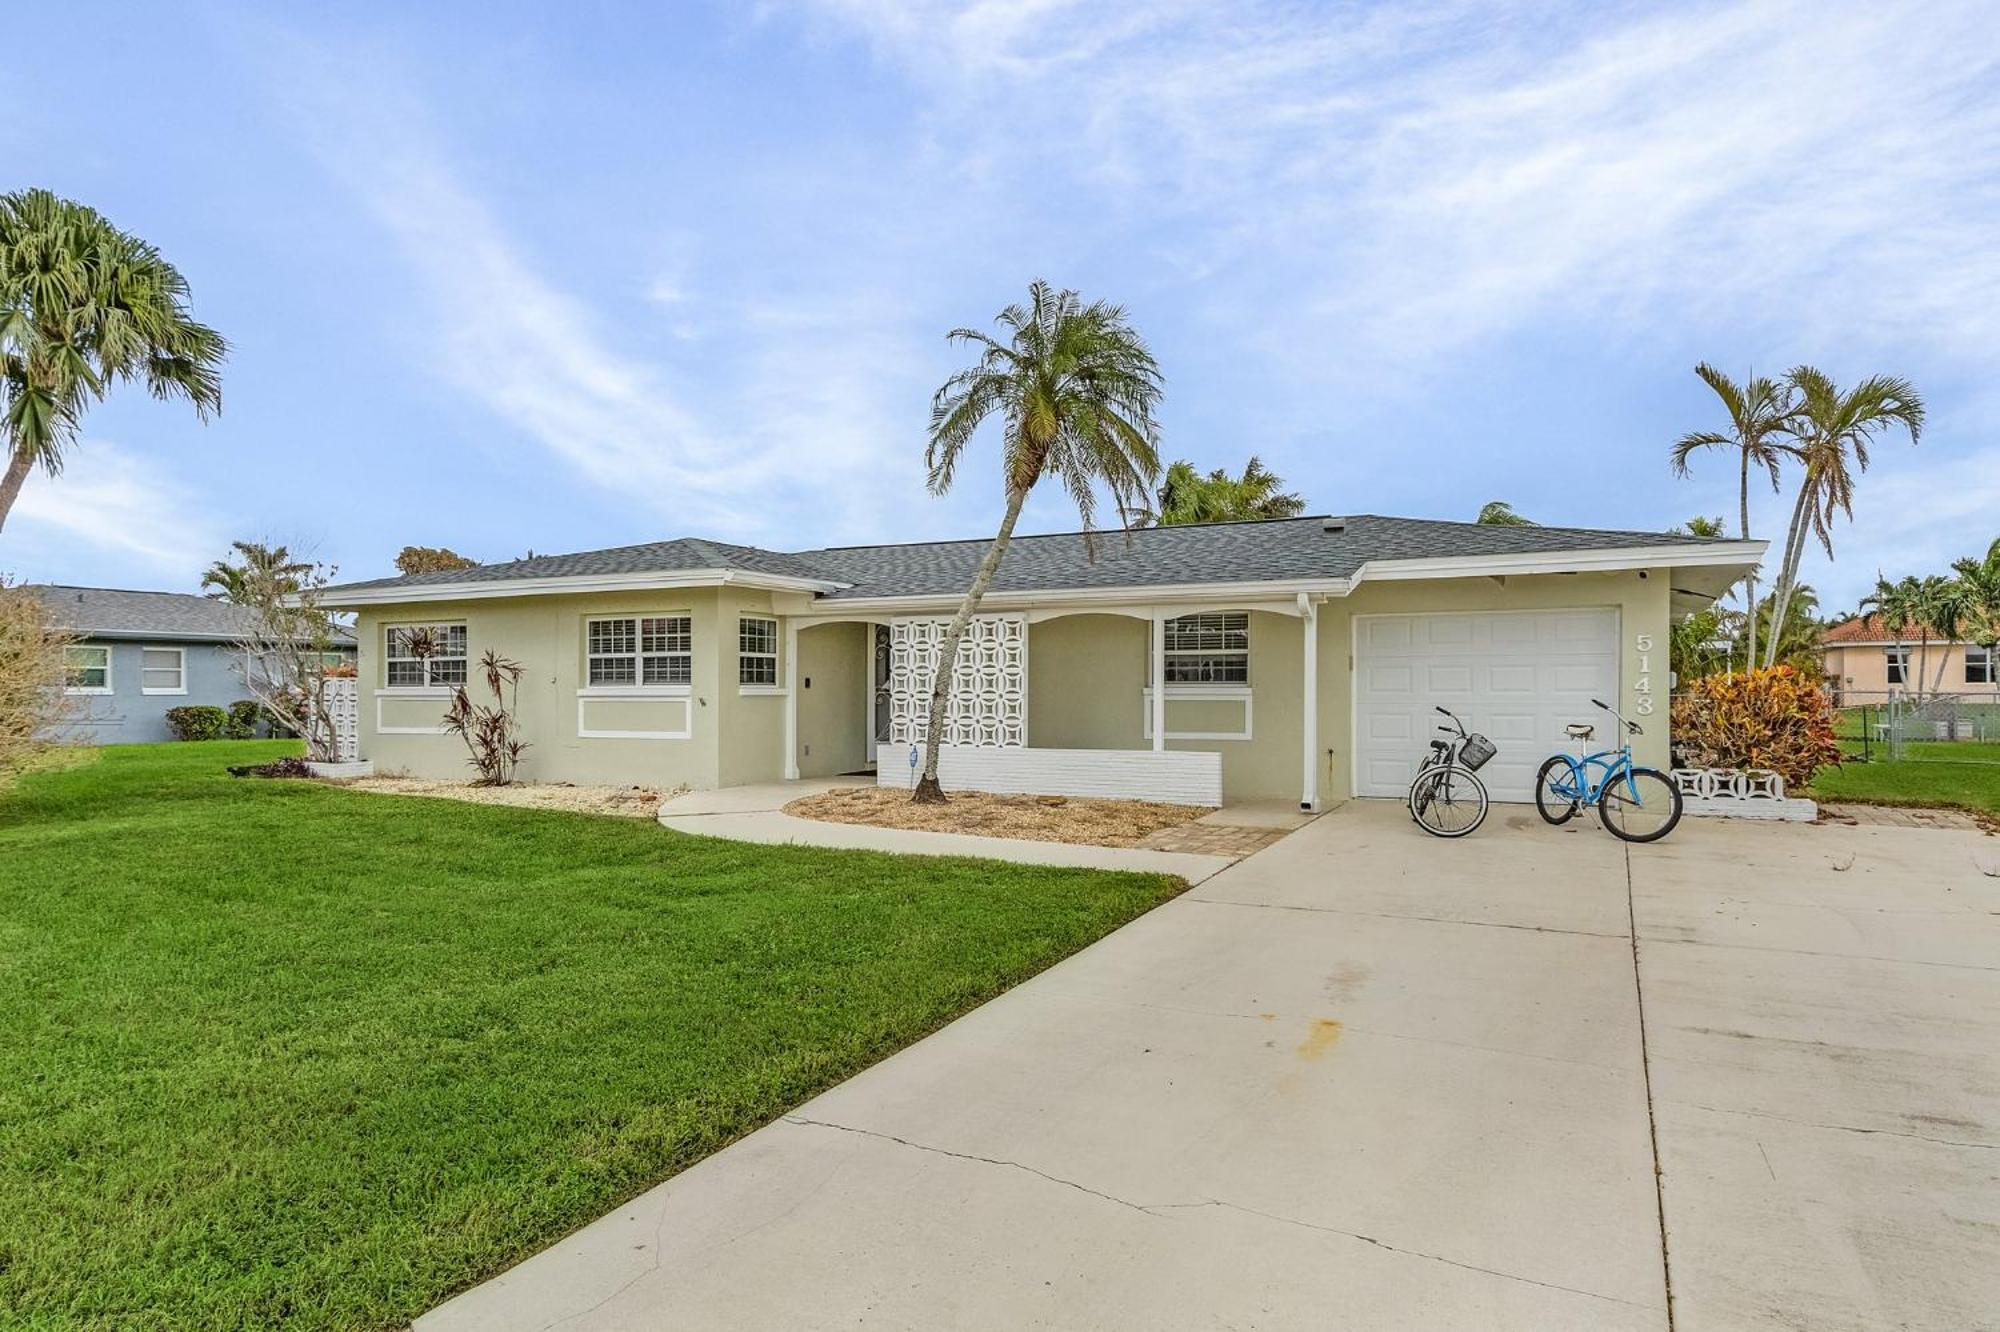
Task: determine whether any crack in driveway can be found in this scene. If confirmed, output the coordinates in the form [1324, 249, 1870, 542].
[784, 1115, 1655, 1313]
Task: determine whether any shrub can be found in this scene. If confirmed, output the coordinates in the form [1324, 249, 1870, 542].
[164, 705, 229, 741]
[1670, 665, 1841, 788]
[226, 756, 314, 779]
[0, 580, 76, 785]
[224, 699, 265, 739]
[442, 650, 529, 785]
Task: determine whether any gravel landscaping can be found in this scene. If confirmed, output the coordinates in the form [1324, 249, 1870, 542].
[336, 775, 684, 818]
[785, 785, 1210, 846]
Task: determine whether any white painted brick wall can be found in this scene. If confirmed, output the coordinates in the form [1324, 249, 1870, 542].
[878, 745, 1222, 807]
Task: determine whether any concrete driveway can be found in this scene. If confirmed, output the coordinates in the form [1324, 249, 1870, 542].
[422, 802, 2000, 1331]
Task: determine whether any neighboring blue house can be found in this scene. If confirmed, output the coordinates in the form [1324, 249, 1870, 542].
[35, 585, 356, 744]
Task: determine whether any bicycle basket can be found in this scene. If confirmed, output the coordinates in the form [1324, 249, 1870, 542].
[1458, 733, 1497, 771]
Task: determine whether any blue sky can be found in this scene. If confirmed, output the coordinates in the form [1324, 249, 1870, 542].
[3, 0, 1995, 611]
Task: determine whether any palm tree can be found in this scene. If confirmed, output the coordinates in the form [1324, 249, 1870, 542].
[1951, 538, 2000, 650]
[913, 280, 1164, 803]
[1671, 364, 1794, 672]
[1475, 501, 1535, 526]
[1762, 367, 1923, 668]
[1749, 582, 1825, 675]
[201, 541, 311, 604]
[1860, 574, 1921, 696]
[1148, 456, 1304, 525]
[0, 189, 226, 533]
[1915, 573, 1967, 697]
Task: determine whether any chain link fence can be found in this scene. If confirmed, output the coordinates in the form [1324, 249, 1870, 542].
[1834, 690, 2000, 763]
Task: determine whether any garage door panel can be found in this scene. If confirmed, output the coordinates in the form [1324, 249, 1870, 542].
[1354, 610, 1618, 802]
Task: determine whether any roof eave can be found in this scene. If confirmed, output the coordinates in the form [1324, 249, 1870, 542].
[317, 566, 850, 608]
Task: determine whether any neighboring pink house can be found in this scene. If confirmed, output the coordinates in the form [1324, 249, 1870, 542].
[1821, 615, 1996, 701]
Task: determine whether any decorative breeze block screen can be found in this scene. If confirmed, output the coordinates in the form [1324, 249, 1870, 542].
[889, 615, 1027, 747]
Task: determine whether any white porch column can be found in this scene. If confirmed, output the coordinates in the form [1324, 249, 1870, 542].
[782, 619, 801, 780]
[1151, 611, 1166, 752]
[1299, 593, 1319, 811]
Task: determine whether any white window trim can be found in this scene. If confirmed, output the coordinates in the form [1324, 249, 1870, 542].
[139, 646, 188, 696]
[575, 689, 693, 740]
[739, 615, 780, 689]
[1885, 645, 1909, 686]
[1967, 645, 1994, 685]
[1141, 686, 1254, 741]
[585, 614, 692, 689]
[64, 644, 114, 696]
[384, 622, 469, 689]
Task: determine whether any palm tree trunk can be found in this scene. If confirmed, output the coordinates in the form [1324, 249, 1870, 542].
[0, 447, 34, 535]
[1763, 481, 1813, 669]
[1739, 448, 1757, 674]
[1916, 631, 1931, 702]
[912, 487, 1028, 804]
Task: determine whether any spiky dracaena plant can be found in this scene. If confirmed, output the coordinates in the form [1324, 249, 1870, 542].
[913, 280, 1163, 804]
[0, 189, 226, 533]
[442, 650, 529, 785]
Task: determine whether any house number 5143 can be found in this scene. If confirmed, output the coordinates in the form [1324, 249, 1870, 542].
[1632, 633, 1655, 715]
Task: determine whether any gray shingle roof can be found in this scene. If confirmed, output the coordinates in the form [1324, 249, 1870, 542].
[323, 514, 1731, 603]
[31, 585, 357, 644]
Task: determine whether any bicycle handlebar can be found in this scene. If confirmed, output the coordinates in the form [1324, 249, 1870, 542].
[1592, 698, 1643, 735]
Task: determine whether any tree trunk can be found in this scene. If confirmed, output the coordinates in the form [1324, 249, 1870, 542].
[1915, 632, 1931, 702]
[0, 447, 34, 535]
[1738, 448, 1757, 674]
[1763, 480, 1813, 668]
[911, 487, 1028, 804]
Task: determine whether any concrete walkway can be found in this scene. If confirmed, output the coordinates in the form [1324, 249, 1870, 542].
[657, 779, 1241, 884]
[423, 801, 2000, 1331]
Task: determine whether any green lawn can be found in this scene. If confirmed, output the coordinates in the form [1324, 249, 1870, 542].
[0, 742, 1181, 1330]
[1807, 740, 2000, 818]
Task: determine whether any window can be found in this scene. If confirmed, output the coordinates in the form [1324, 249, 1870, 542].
[1162, 611, 1249, 684]
[140, 647, 186, 694]
[739, 617, 778, 686]
[587, 615, 691, 687]
[1885, 646, 1908, 686]
[64, 645, 111, 694]
[1968, 645, 1994, 686]
[384, 623, 468, 688]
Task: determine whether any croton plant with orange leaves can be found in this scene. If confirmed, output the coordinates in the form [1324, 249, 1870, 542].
[1669, 665, 1842, 788]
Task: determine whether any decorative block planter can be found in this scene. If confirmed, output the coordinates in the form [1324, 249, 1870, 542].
[305, 759, 375, 780]
[1670, 767, 1817, 822]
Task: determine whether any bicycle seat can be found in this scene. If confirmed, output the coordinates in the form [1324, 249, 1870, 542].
[1564, 723, 1595, 740]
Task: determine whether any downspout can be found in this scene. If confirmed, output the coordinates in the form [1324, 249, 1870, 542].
[1300, 592, 1320, 812]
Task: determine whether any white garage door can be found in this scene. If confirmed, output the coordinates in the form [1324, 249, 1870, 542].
[1353, 609, 1620, 801]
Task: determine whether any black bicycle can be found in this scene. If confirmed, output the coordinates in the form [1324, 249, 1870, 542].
[1407, 706, 1497, 838]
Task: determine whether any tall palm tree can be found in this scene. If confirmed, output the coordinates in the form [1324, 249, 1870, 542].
[201, 541, 311, 604]
[1148, 456, 1304, 525]
[1860, 574, 1922, 696]
[1671, 364, 1794, 673]
[913, 280, 1163, 803]
[0, 189, 226, 533]
[1915, 573, 1967, 697]
[1951, 537, 2000, 650]
[1475, 500, 1535, 526]
[1762, 367, 1923, 667]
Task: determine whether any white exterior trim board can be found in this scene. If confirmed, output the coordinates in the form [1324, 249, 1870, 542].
[875, 745, 1222, 807]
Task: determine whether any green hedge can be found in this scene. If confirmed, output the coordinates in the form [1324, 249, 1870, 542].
[164, 706, 229, 741]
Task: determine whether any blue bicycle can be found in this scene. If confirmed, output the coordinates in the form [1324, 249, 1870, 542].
[1533, 699, 1683, 843]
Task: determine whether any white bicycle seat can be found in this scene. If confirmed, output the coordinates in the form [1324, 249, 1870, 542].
[1564, 723, 1595, 740]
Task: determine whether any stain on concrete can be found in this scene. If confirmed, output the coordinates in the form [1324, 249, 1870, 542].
[1297, 1018, 1344, 1060]
[1323, 962, 1371, 1002]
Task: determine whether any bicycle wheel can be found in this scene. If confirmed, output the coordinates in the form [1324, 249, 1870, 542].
[1409, 764, 1488, 838]
[1534, 755, 1581, 826]
[1598, 767, 1683, 843]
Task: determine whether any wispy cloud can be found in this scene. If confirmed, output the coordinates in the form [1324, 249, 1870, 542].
[6, 442, 224, 581]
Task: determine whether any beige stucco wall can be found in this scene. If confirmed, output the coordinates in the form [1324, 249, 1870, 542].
[1825, 641, 1992, 698]
[1023, 568, 1671, 805]
[795, 620, 871, 778]
[357, 586, 787, 789]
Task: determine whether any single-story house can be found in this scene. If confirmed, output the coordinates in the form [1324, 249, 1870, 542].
[1820, 615, 1996, 702]
[36, 585, 356, 744]
[319, 515, 1759, 808]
